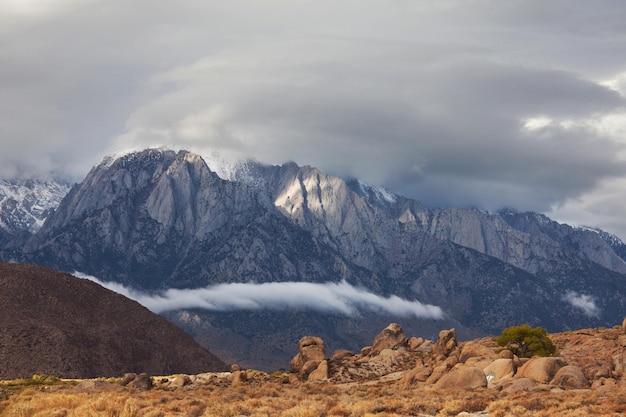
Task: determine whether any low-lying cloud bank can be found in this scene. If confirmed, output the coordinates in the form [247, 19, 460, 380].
[74, 273, 444, 319]
[563, 291, 601, 318]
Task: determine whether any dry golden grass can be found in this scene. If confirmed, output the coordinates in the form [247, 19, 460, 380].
[2, 377, 626, 417]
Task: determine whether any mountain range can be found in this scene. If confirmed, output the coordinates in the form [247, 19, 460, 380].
[2, 148, 625, 370]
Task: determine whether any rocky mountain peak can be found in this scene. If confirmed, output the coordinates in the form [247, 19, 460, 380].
[3, 147, 626, 369]
[0, 177, 70, 244]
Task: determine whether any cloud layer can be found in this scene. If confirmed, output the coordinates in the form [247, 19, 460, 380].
[2, 1, 626, 239]
[74, 272, 444, 319]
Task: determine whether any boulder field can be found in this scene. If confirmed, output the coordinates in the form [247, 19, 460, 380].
[288, 322, 626, 393]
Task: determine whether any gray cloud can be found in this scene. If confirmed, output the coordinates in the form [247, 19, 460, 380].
[74, 272, 444, 319]
[2, 1, 626, 239]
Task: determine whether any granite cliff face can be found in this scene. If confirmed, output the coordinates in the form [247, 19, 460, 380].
[22, 149, 367, 289]
[227, 161, 626, 278]
[3, 148, 626, 369]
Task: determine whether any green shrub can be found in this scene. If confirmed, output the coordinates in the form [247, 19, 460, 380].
[496, 324, 556, 358]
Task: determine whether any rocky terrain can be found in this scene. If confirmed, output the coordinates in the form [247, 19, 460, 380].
[2, 148, 626, 370]
[0, 262, 226, 379]
[288, 322, 626, 392]
[3, 322, 626, 416]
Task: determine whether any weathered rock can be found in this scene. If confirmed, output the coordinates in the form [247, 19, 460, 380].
[433, 366, 487, 390]
[170, 374, 192, 389]
[299, 336, 326, 362]
[500, 377, 537, 393]
[408, 337, 424, 351]
[368, 347, 409, 369]
[290, 336, 327, 380]
[516, 357, 566, 383]
[127, 373, 153, 391]
[436, 328, 458, 357]
[551, 365, 589, 389]
[499, 349, 514, 360]
[119, 373, 137, 387]
[443, 353, 460, 369]
[622, 317, 626, 334]
[301, 360, 322, 379]
[402, 364, 433, 385]
[592, 377, 616, 389]
[361, 346, 372, 356]
[483, 359, 515, 383]
[231, 370, 247, 386]
[371, 323, 408, 354]
[459, 338, 497, 363]
[0, 387, 6, 401]
[591, 377, 617, 394]
[330, 349, 355, 363]
[425, 365, 449, 385]
[308, 360, 329, 381]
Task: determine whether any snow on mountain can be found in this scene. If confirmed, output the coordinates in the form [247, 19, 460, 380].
[0, 178, 71, 235]
[577, 226, 624, 246]
[354, 180, 398, 205]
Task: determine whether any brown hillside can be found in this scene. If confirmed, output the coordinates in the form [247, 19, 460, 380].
[0, 262, 227, 379]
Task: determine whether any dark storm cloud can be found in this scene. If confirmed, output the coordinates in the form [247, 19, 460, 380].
[2, 0, 626, 237]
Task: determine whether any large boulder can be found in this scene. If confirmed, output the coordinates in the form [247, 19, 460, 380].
[516, 357, 566, 383]
[551, 365, 589, 389]
[436, 328, 458, 357]
[290, 336, 327, 382]
[299, 336, 326, 362]
[371, 323, 408, 354]
[308, 360, 329, 382]
[433, 366, 487, 390]
[122, 373, 152, 391]
[483, 358, 515, 383]
[500, 377, 537, 393]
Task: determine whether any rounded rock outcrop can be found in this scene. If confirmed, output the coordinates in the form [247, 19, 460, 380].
[433, 366, 487, 390]
[550, 365, 589, 389]
[371, 323, 408, 355]
[290, 336, 327, 382]
[516, 357, 566, 383]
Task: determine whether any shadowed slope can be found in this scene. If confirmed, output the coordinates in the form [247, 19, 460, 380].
[0, 262, 227, 379]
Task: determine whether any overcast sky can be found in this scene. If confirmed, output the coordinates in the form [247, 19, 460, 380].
[2, 0, 626, 239]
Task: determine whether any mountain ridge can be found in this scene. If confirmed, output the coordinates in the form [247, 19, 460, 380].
[2, 148, 626, 369]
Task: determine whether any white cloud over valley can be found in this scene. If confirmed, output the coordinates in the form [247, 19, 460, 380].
[74, 272, 444, 319]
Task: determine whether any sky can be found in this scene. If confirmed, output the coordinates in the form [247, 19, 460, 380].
[1, 0, 626, 239]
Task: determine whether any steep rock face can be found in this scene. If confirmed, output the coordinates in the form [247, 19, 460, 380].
[5, 149, 626, 370]
[498, 210, 626, 274]
[21, 150, 370, 289]
[226, 160, 626, 280]
[0, 262, 226, 379]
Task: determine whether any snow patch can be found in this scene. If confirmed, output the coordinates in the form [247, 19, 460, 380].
[0, 178, 70, 233]
[358, 181, 397, 204]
